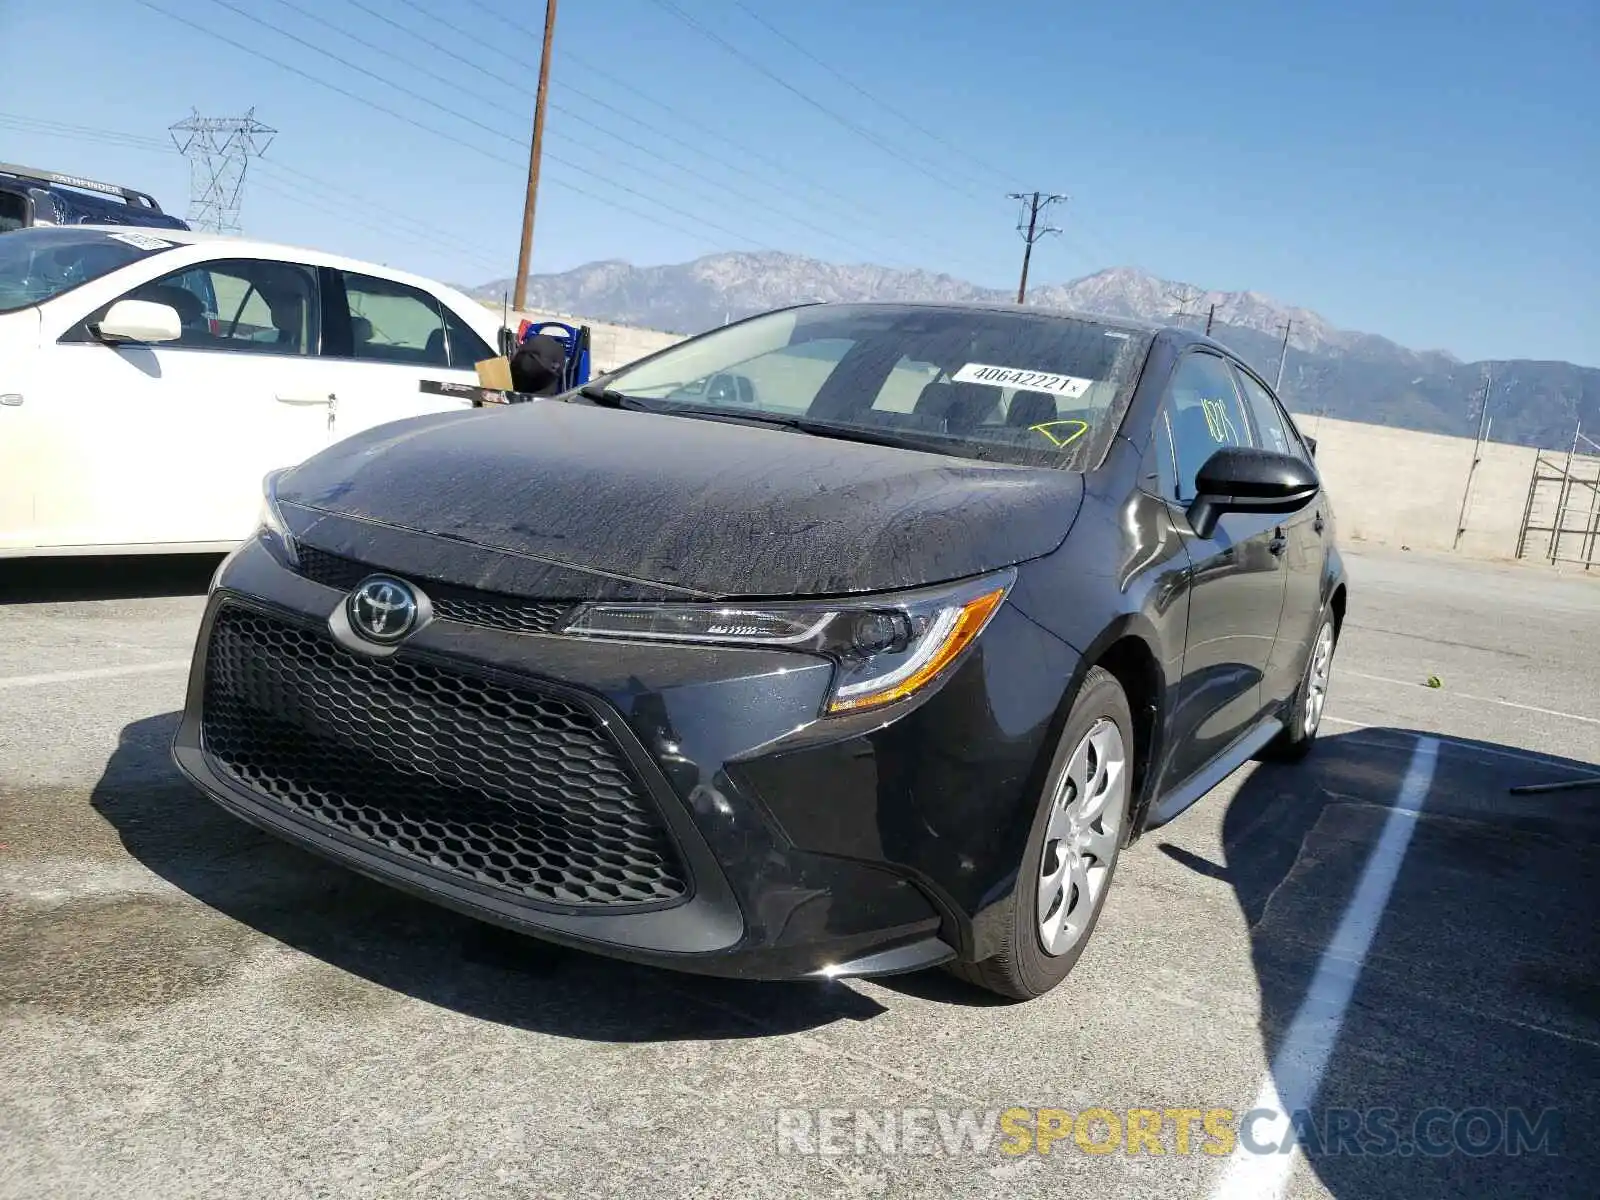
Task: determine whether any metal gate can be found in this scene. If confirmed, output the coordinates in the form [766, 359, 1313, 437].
[1516, 424, 1600, 568]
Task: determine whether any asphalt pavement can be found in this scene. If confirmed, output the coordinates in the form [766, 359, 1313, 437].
[1, 545, 1596, 1199]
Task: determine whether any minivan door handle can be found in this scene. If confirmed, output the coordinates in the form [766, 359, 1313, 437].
[275, 392, 334, 406]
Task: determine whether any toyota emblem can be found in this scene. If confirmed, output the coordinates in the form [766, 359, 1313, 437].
[346, 575, 419, 644]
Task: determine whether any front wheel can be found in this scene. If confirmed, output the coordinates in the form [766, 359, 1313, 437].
[950, 666, 1133, 1001]
[1263, 615, 1337, 761]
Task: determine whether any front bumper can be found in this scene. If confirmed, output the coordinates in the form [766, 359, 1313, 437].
[173, 536, 1079, 980]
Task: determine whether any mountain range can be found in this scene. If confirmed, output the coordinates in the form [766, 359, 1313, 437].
[471, 255, 1597, 451]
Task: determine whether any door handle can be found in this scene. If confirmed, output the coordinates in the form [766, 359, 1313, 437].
[1313, 511, 1325, 535]
[1268, 528, 1288, 557]
[275, 392, 335, 406]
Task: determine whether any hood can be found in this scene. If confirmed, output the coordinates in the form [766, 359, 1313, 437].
[279, 401, 1085, 598]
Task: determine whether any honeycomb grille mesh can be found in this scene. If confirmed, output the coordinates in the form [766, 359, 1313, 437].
[294, 547, 573, 636]
[200, 605, 689, 908]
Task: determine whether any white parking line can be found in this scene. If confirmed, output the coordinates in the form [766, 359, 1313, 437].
[1210, 735, 1440, 1200]
[1342, 669, 1600, 726]
[0, 660, 191, 690]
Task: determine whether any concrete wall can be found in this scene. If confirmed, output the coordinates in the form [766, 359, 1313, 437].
[483, 303, 1597, 565]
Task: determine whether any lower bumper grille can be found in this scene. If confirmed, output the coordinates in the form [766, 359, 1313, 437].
[200, 605, 689, 908]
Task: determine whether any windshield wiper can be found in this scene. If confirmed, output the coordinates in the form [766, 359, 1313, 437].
[575, 383, 649, 409]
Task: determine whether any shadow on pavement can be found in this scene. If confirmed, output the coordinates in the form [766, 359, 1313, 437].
[1171, 727, 1600, 1199]
[0, 554, 223, 603]
[92, 711, 887, 1043]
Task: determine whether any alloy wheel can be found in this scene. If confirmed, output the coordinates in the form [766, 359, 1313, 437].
[1303, 621, 1336, 737]
[1037, 718, 1128, 957]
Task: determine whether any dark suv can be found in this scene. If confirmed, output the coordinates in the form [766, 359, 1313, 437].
[0, 162, 190, 234]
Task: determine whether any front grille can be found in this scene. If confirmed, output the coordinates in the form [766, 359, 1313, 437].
[294, 547, 573, 636]
[200, 605, 689, 908]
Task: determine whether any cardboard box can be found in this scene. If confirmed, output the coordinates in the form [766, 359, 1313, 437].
[474, 356, 514, 391]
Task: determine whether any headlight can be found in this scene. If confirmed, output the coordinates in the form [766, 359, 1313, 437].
[563, 569, 1014, 715]
[258, 468, 298, 564]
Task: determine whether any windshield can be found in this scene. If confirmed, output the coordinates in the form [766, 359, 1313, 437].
[0, 226, 179, 314]
[597, 304, 1153, 469]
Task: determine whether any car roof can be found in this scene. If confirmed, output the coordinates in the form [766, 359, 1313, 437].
[60, 223, 482, 304]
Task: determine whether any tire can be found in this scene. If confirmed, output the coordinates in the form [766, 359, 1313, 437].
[1262, 614, 1337, 762]
[949, 666, 1134, 1001]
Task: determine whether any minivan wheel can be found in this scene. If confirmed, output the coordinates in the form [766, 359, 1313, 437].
[950, 666, 1133, 1001]
[1262, 615, 1337, 762]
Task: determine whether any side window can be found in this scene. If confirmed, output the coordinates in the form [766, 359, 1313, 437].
[1233, 366, 1304, 461]
[0, 190, 27, 233]
[442, 307, 493, 369]
[1159, 352, 1254, 501]
[118, 258, 319, 354]
[341, 272, 449, 367]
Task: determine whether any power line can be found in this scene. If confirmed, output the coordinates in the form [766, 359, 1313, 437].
[641, 0, 990, 204]
[0, 111, 515, 274]
[130, 0, 772, 255]
[1008, 191, 1067, 304]
[394, 0, 941, 262]
[729, 2, 1012, 183]
[245, 0, 791, 253]
[299, 0, 901, 263]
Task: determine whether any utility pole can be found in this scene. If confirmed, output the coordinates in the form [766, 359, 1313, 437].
[169, 109, 274, 233]
[1273, 319, 1293, 393]
[1453, 366, 1495, 549]
[513, 0, 559, 312]
[1007, 191, 1066, 304]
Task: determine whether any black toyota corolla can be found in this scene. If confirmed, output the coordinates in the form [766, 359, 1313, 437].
[174, 302, 1345, 1000]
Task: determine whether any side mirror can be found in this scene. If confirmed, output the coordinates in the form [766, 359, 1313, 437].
[93, 299, 182, 344]
[1187, 446, 1319, 538]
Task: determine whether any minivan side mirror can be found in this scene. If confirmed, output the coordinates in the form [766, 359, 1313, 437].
[1187, 446, 1319, 538]
[93, 299, 182, 344]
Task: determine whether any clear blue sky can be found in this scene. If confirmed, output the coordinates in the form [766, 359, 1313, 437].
[2, 0, 1594, 364]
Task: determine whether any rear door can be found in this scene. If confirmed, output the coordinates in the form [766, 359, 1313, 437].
[1232, 362, 1326, 705]
[316, 269, 489, 442]
[35, 256, 331, 548]
[1154, 351, 1290, 783]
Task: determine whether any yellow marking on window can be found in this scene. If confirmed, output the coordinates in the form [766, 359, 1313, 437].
[1028, 419, 1090, 448]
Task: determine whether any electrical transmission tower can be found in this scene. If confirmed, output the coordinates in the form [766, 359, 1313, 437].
[1168, 284, 1203, 326]
[169, 109, 275, 233]
[1008, 191, 1067, 304]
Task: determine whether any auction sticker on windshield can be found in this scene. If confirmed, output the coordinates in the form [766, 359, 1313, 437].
[106, 232, 174, 252]
[952, 363, 1094, 398]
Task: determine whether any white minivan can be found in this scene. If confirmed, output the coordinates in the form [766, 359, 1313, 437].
[0, 225, 511, 557]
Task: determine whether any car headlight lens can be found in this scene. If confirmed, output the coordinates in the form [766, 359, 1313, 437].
[563, 569, 1013, 715]
[258, 468, 297, 564]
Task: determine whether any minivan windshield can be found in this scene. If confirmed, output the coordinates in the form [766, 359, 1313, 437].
[0, 226, 178, 313]
[596, 304, 1152, 469]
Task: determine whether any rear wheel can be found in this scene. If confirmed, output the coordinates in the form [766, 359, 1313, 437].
[950, 667, 1133, 1000]
[1263, 615, 1337, 761]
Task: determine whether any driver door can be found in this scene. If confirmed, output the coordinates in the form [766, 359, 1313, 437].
[1154, 351, 1291, 785]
